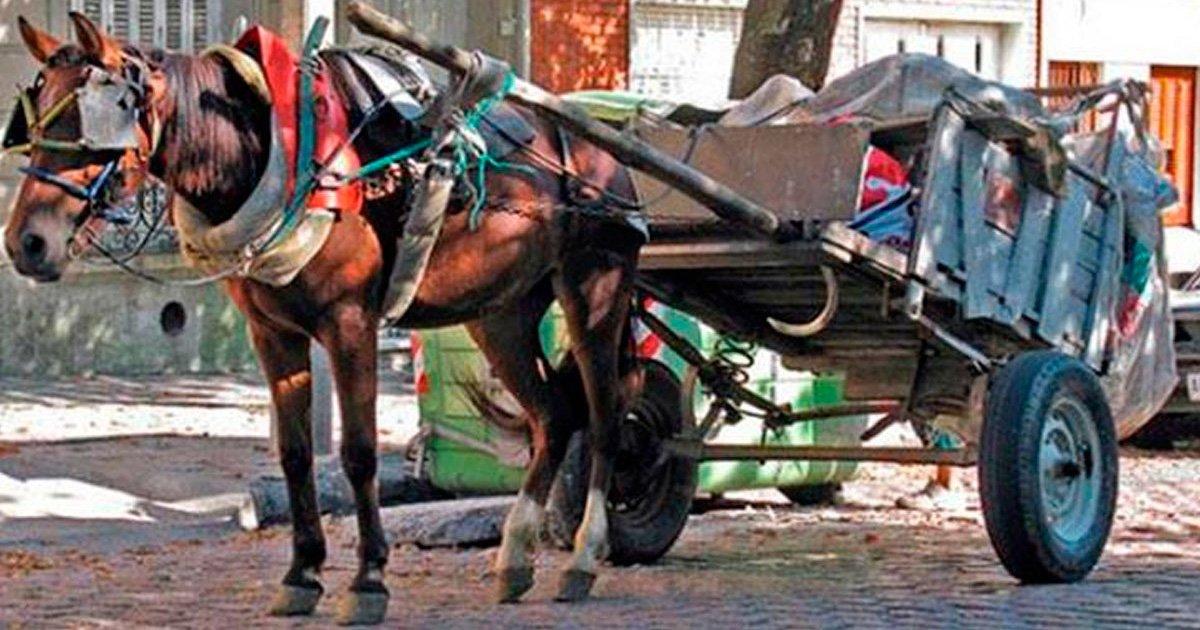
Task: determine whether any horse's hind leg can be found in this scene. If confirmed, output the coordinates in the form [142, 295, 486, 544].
[247, 321, 326, 617]
[318, 303, 390, 626]
[465, 287, 580, 603]
[551, 245, 638, 603]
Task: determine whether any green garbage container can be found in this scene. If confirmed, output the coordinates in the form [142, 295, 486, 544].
[412, 302, 866, 497]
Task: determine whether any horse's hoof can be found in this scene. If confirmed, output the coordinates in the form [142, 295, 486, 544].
[335, 590, 389, 626]
[495, 566, 535, 604]
[268, 584, 322, 617]
[553, 569, 596, 603]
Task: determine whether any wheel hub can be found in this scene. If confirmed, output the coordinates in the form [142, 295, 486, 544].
[1038, 396, 1102, 543]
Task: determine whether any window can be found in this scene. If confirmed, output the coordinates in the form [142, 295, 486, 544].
[630, 3, 744, 107]
[73, 0, 216, 53]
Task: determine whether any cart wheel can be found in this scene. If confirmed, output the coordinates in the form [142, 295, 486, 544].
[979, 350, 1118, 584]
[545, 360, 698, 565]
[778, 483, 842, 506]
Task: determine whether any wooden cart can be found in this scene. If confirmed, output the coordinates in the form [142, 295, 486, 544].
[348, 3, 1170, 584]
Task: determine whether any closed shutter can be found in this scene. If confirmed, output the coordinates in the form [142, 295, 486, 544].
[165, 2, 183, 51]
[191, 0, 209, 53]
[864, 20, 1003, 80]
[74, 0, 213, 52]
[136, 1, 157, 47]
[111, 0, 132, 41]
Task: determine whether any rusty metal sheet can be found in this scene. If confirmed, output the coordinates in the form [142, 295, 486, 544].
[632, 123, 869, 227]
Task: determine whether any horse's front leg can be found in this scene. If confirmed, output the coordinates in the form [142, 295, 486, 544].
[319, 303, 389, 626]
[248, 321, 327, 617]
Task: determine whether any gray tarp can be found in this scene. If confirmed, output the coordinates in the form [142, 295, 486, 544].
[786, 53, 1048, 125]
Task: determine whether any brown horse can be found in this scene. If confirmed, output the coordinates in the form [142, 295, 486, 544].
[5, 14, 644, 624]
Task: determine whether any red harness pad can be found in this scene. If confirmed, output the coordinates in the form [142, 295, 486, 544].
[235, 26, 362, 215]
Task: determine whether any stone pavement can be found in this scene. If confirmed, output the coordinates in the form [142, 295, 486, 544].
[0, 373, 418, 444]
[2, 448, 1198, 628]
[0, 373, 417, 554]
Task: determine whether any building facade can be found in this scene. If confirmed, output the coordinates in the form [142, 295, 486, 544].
[1040, 0, 1200, 274]
[620, 0, 1037, 107]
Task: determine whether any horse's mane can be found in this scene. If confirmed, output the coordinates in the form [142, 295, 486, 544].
[150, 47, 270, 222]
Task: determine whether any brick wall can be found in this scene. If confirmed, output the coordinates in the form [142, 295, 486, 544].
[530, 0, 629, 92]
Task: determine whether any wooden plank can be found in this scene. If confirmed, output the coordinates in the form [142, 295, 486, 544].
[999, 187, 1055, 324]
[639, 238, 826, 271]
[634, 124, 869, 225]
[909, 107, 966, 292]
[1037, 177, 1091, 348]
[960, 131, 990, 318]
[980, 147, 1023, 318]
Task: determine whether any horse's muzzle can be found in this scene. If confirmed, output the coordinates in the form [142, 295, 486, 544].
[8, 230, 65, 282]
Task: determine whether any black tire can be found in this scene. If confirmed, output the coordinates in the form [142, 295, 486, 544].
[778, 483, 842, 506]
[544, 360, 698, 565]
[979, 350, 1118, 584]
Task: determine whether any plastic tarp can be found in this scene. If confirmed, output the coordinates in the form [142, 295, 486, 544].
[785, 53, 1048, 126]
[1066, 129, 1179, 437]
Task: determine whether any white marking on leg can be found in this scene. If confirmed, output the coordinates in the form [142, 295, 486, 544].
[569, 488, 609, 574]
[496, 492, 542, 571]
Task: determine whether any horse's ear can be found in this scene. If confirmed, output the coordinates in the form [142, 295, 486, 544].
[18, 16, 61, 64]
[69, 11, 122, 69]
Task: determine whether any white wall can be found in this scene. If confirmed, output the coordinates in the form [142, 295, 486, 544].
[829, 0, 1038, 86]
[1042, 0, 1200, 68]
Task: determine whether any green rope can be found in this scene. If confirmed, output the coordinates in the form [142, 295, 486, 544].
[457, 72, 537, 229]
[346, 71, 538, 230]
[354, 138, 433, 179]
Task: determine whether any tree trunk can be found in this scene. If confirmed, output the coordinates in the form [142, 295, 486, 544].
[729, 0, 845, 99]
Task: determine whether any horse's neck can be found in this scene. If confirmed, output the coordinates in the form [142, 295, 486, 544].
[149, 52, 271, 224]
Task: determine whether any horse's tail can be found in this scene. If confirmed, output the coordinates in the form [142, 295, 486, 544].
[460, 351, 593, 436]
[459, 376, 530, 433]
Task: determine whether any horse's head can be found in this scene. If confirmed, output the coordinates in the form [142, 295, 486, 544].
[3, 12, 167, 281]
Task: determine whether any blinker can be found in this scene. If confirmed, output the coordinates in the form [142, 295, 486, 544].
[76, 69, 141, 150]
[2, 90, 35, 152]
[2, 67, 143, 154]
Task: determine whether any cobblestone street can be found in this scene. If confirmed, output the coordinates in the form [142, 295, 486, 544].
[2, 444, 1198, 629]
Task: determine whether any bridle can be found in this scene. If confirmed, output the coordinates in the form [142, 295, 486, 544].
[2, 53, 162, 257]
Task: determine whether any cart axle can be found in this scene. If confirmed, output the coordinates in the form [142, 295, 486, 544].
[665, 440, 977, 466]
